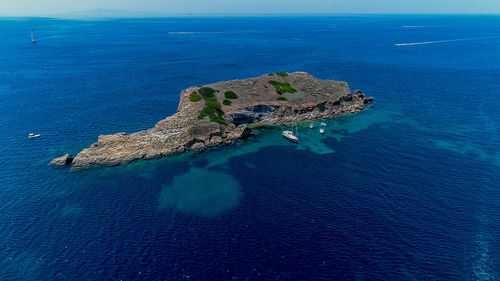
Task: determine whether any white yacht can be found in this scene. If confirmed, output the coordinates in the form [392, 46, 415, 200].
[283, 106, 299, 143]
[319, 128, 325, 134]
[309, 123, 314, 129]
[282, 130, 299, 143]
[321, 122, 327, 127]
[28, 133, 40, 139]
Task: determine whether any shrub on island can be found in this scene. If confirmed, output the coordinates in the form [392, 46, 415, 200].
[198, 87, 216, 99]
[268, 72, 289, 77]
[277, 96, 288, 101]
[197, 87, 226, 125]
[223, 99, 232, 105]
[189, 92, 202, 102]
[268, 80, 297, 95]
[224, 91, 239, 99]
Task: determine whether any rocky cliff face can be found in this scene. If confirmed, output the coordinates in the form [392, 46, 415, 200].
[56, 72, 372, 168]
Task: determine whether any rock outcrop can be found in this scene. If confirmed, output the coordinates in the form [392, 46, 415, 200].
[49, 154, 74, 166]
[55, 72, 373, 168]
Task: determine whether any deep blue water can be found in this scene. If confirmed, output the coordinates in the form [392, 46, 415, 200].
[0, 15, 499, 280]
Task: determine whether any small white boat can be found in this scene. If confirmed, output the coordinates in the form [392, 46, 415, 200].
[321, 122, 327, 127]
[309, 123, 314, 129]
[28, 133, 40, 139]
[319, 128, 325, 134]
[283, 130, 299, 143]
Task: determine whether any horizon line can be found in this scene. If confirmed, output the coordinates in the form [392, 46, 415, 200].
[2, 13, 500, 19]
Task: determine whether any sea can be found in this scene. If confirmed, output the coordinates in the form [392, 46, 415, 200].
[0, 15, 498, 280]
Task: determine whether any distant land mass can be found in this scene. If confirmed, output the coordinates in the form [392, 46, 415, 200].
[63, 9, 170, 19]
[50, 72, 373, 168]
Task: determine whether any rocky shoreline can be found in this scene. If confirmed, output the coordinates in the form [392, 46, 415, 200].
[51, 72, 373, 168]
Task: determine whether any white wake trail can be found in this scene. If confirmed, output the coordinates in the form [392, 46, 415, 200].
[402, 25, 434, 28]
[36, 35, 62, 40]
[395, 36, 496, 46]
[168, 31, 226, 35]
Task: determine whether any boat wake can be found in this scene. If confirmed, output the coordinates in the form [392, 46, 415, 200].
[168, 31, 226, 35]
[395, 36, 495, 46]
[402, 25, 434, 28]
[467, 221, 497, 281]
[37, 35, 61, 40]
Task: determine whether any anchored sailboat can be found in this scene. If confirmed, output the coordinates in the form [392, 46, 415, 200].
[282, 105, 299, 143]
[31, 29, 37, 44]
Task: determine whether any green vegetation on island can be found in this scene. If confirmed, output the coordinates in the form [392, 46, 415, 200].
[224, 91, 239, 99]
[268, 72, 289, 77]
[189, 92, 202, 102]
[317, 103, 326, 112]
[276, 96, 288, 101]
[223, 99, 232, 105]
[197, 87, 227, 124]
[198, 86, 216, 99]
[268, 80, 297, 95]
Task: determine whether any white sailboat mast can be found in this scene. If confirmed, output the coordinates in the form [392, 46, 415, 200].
[292, 104, 298, 138]
[31, 29, 36, 43]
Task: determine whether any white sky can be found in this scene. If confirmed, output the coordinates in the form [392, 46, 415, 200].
[1, 0, 499, 16]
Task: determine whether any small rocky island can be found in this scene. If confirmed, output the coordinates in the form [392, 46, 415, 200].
[52, 72, 373, 168]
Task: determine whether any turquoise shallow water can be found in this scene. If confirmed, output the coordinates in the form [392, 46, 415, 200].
[0, 15, 499, 280]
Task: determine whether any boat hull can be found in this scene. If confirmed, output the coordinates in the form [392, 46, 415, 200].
[282, 130, 299, 143]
